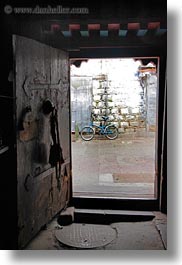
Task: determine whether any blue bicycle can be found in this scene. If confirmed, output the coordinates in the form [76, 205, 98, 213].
[80, 116, 118, 141]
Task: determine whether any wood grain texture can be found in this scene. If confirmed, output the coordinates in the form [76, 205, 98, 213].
[14, 35, 71, 248]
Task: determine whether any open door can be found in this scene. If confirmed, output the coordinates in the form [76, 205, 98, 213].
[13, 35, 72, 248]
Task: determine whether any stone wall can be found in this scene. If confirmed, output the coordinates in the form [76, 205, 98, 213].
[91, 75, 146, 134]
[146, 75, 158, 131]
[71, 59, 157, 134]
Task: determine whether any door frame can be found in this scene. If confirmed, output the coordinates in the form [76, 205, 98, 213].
[69, 51, 166, 212]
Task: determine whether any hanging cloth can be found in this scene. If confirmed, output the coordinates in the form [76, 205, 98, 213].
[49, 108, 64, 190]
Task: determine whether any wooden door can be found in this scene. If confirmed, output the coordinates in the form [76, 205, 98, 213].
[13, 35, 71, 248]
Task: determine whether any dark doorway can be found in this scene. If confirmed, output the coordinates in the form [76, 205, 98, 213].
[70, 57, 159, 200]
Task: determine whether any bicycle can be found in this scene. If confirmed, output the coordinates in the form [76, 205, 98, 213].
[80, 116, 118, 141]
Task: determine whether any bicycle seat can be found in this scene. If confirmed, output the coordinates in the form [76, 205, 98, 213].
[102, 116, 109, 121]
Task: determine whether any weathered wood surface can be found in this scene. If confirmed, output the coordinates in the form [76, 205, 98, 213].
[13, 35, 71, 248]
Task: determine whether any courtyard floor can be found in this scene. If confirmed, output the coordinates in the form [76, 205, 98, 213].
[72, 132, 156, 198]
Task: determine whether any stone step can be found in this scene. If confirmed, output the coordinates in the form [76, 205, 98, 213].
[74, 208, 155, 224]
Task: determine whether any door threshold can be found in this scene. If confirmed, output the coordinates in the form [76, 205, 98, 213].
[73, 193, 155, 200]
[73, 208, 155, 224]
[72, 196, 159, 211]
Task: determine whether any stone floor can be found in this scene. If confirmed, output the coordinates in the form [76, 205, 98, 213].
[24, 211, 167, 250]
[24, 132, 165, 251]
[72, 132, 156, 198]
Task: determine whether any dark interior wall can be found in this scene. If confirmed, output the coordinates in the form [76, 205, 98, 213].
[0, 21, 17, 250]
[0, 27, 14, 145]
[0, 0, 167, 51]
[0, 0, 167, 18]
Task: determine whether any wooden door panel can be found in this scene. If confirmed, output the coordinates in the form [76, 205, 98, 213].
[13, 35, 71, 248]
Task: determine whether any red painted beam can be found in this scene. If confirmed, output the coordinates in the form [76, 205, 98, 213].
[128, 23, 140, 30]
[148, 22, 160, 30]
[88, 24, 100, 30]
[108, 24, 120, 30]
[69, 24, 80, 31]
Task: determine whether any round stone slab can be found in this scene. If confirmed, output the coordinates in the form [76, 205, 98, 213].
[55, 223, 116, 249]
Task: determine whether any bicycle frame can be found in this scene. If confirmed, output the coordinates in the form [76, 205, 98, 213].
[90, 122, 110, 135]
[80, 118, 118, 141]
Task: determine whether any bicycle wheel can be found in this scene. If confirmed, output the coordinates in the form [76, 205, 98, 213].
[105, 125, 118, 140]
[80, 126, 94, 141]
